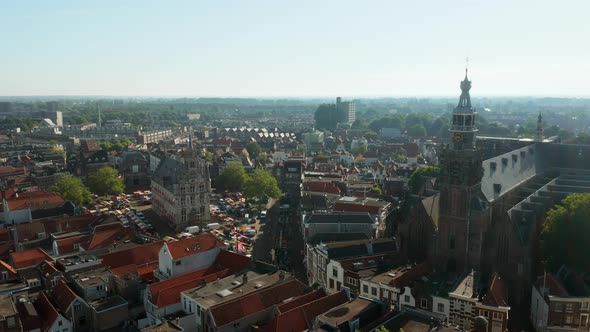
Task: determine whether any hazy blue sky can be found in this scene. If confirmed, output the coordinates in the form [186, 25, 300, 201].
[1, 0, 589, 97]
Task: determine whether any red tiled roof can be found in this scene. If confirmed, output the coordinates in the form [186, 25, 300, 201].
[44, 214, 97, 234]
[5, 191, 65, 211]
[100, 241, 163, 270]
[35, 292, 59, 330]
[0, 259, 17, 278]
[110, 264, 137, 279]
[403, 143, 420, 157]
[83, 223, 135, 251]
[482, 273, 508, 307]
[10, 248, 52, 269]
[110, 261, 159, 281]
[388, 262, 431, 288]
[137, 262, 159, 280]
[0, 228, 10, 242]
[0, 188, 16, 200]
[0, 241, 14, 259]
[213, 250, 252, 273]
[0, 166, 25, 177]
[304, 181, 340, 194]
[266, 290, 349, 332]
[14, 221, 45, 242]
[535, 273, 569, 297]
[165, 233, 225, 260]
[277, 289, 325, 313]
[51, 280, 79, 312]
[148, 265, 228, 308]
[210, 279, 307, 328]
[40, 260, 59, 275]
[55, 234, 92, 255]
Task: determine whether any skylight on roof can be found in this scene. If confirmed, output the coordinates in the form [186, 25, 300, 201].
[216, 289, 233, 298]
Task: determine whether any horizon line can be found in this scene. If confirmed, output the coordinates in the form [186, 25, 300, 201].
[1, 94, 590, 100]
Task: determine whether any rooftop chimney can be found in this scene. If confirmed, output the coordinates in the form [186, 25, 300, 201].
[242, 273, 248, 284]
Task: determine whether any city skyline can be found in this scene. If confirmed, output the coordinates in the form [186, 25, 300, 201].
[2, 0, 589, 97]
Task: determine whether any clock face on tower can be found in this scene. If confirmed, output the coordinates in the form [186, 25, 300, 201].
[453, 132, 464, 143]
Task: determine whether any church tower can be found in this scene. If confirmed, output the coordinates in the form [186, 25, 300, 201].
[436, 68, 485, 273]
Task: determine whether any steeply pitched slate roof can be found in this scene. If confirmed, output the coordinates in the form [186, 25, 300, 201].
[209, 279, 307, 328]
[10, 248, 52, 269]
[165, 233, 225, 260]
[100, 241, 163, 270]
[35, 292, 59, 330]
[51, 280, 79, 312]
[265, 291, 349, 332]
[481, 273, 508, 307]
[5, 191, 64, 211]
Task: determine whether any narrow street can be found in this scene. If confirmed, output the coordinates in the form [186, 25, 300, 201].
[252, 201, 307, 284]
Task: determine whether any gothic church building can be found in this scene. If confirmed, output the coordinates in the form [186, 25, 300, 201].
[400, 70, 590, 305]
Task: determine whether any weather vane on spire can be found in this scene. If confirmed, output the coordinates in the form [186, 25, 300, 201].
[465, 57, 470, 76]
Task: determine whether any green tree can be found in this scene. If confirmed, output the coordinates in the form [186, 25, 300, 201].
[351, 144, 368, 157]
[352, 118, 368, 129]
[407, 165, 440, 194]
[244, 169, 282, 200]
[50, 174, 92, 206]
[407, 124, 427, 137]
[246, 142, 262, 158]
[89, 166, 125, 196]
[204, 151, 214, 162]
[541, 193, 590, 273]
[370, 184, 383, 195]
[48, 146, 65, 157]
[99, 141, 113, 151]
[216, 162, 247, 191]
[364, 131, 378, 140]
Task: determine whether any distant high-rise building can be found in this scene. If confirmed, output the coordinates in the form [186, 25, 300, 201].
[55, 111, 63, 127]
[46, 101, 58, 112]
[336, 97, 356, 125]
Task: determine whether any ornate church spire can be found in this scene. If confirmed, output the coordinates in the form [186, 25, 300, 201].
[450, 66, 478, 150]
[457, 67, 473, 110]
